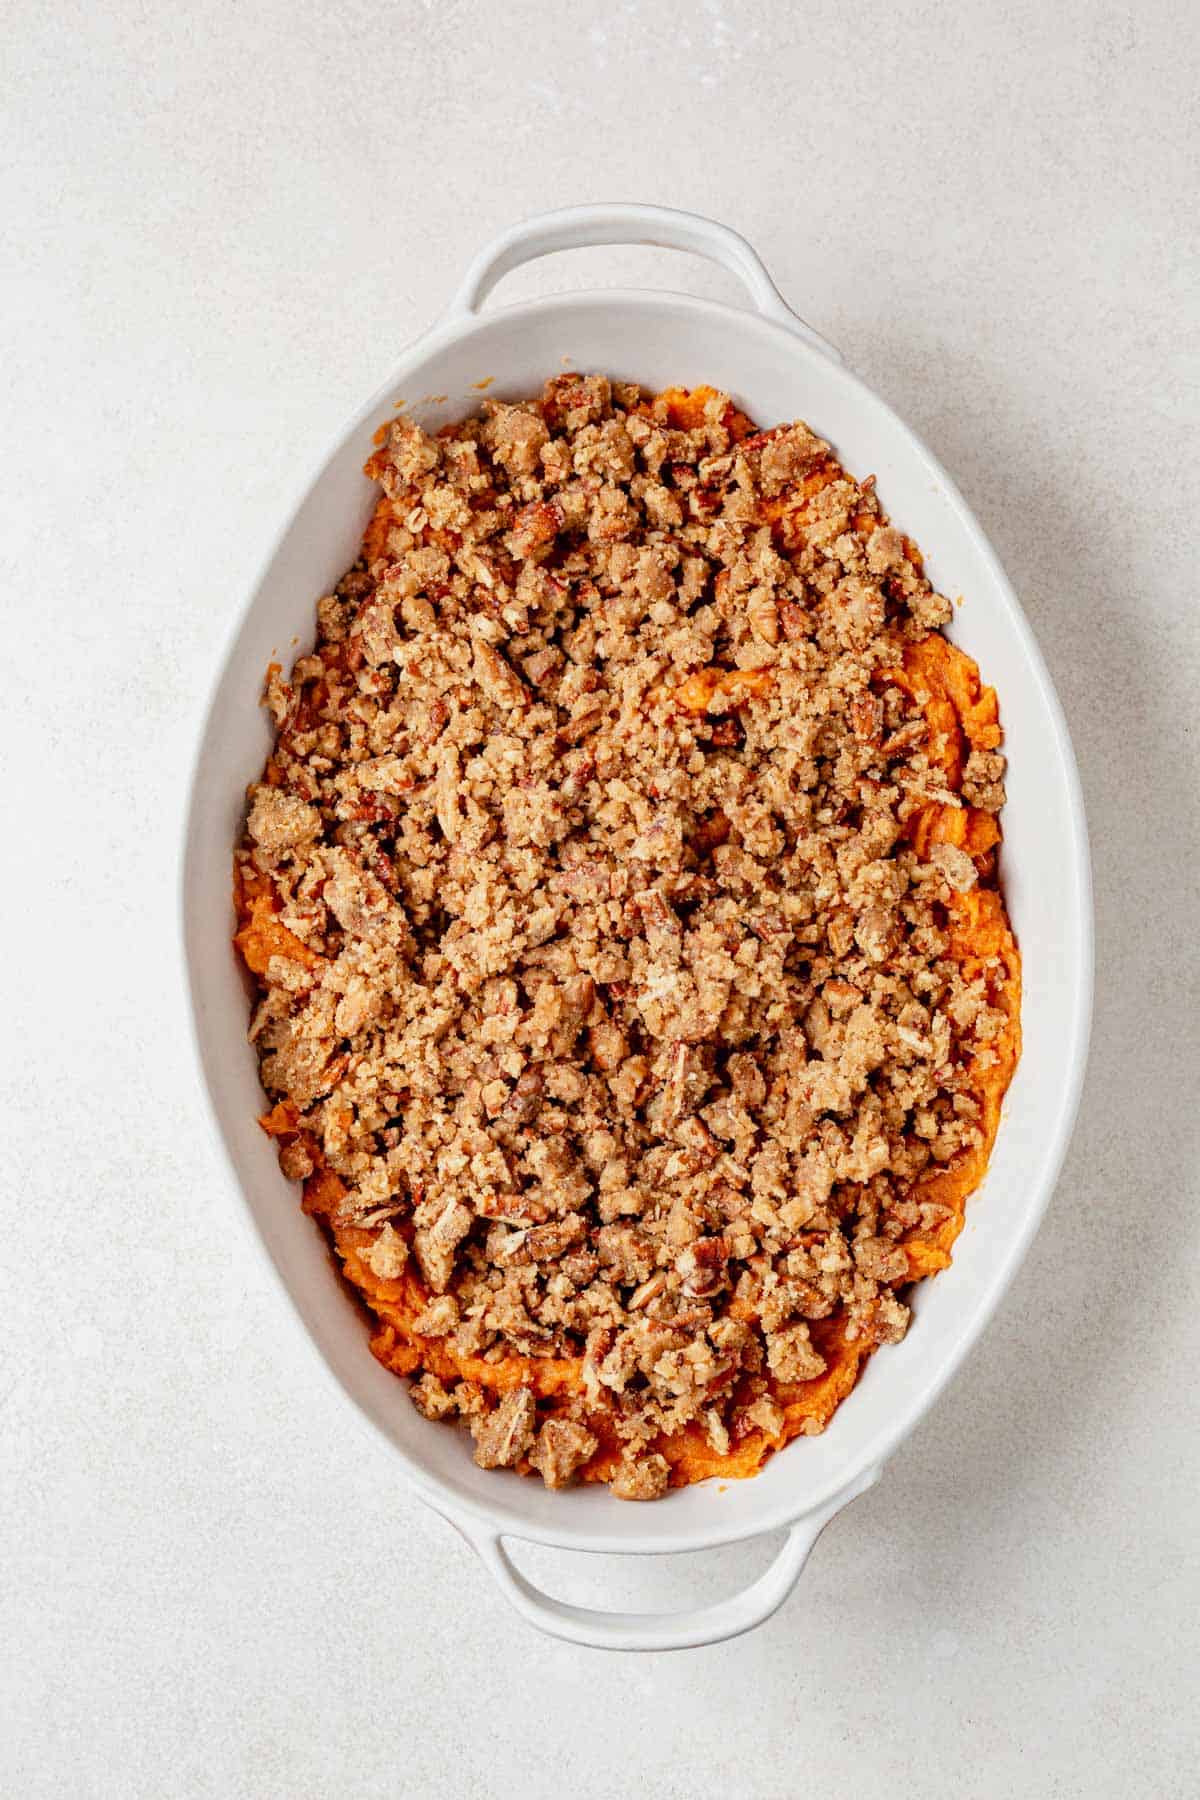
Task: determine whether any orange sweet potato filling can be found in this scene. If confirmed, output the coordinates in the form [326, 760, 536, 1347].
[246, 625, 1020, 1489]
[233, 864, 324, 976]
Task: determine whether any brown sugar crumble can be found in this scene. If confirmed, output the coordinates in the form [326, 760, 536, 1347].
[234, 376, 1021, 1499]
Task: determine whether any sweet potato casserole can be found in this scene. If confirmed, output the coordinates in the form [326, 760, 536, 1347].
[233, 376, 1021, 1500]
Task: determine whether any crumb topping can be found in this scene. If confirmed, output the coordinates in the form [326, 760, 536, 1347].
[235, 377, 1020, 1499]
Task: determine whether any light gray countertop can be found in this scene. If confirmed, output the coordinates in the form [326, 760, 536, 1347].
[3, 1, 1196, 1794]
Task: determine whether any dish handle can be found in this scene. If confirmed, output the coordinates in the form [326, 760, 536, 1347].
[435, 1464, 879, 1653]
[445, 203, 842, 363]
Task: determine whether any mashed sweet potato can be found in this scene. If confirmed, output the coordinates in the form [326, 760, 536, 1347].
[235, 377, 1020, 1496]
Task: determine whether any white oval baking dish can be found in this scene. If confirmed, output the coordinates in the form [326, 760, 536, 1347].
[182, 204, 1093, 1652]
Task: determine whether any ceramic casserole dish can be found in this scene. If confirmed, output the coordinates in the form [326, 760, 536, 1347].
[182, 204, 1092, 1651]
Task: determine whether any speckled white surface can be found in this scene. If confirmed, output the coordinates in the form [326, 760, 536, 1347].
[3, 0, 1198, 1793]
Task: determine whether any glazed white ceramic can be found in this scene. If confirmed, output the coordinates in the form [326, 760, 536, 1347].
[181, 204, 1092, 1652]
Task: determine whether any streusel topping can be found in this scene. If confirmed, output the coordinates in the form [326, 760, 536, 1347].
[235, 376, 1019, 1497]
